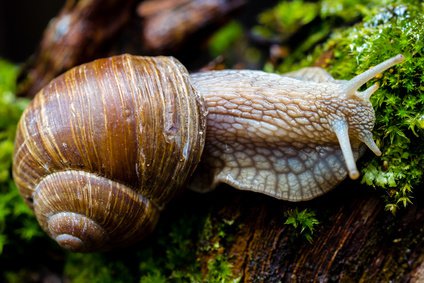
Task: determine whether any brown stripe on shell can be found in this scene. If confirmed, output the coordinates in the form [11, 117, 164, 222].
[12, 55, 206, 251]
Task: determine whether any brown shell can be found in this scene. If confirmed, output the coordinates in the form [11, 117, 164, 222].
[13, 55, 206, 251]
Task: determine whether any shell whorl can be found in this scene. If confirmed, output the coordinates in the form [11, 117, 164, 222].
[13, 55, 206, 251]
[34, 171, 158, 251]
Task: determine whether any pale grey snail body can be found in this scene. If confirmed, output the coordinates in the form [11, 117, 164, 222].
[12, 54, 404, 252]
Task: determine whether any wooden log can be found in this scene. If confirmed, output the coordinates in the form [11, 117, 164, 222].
[193, 181, 424, 282]
[18, 0, 134, 97]
[137, 0, 245, 52]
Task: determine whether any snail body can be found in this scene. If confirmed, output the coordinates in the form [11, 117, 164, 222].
[13, 54, 404, 252]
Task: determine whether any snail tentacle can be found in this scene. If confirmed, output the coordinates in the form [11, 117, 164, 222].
[330, 119, 358, 180]
[345, 54, 404, 98]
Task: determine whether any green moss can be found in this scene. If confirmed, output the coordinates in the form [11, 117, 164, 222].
[65, 253, 133, 283]
[328, 1, 424, 213]
[138, 210, 240, 282]
[62, 212, 204, 282]
[207, 21, 263, 69]
[259, 0, 377, 73]
[199, 216, 237, 251]
[209, 21, 244, 57]
[138, 215, 202, 281]
[320, 0, 372, 22]
[272, 0, 424, 213]
[0, 60, 39, 256]
[204, 254, 240, 283]
[284, 208, 320, 243]
[197, 214, 241, 282]
[252, 0, 319, 41]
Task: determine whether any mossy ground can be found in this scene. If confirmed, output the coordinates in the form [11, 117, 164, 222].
[1, 0, 423, 281]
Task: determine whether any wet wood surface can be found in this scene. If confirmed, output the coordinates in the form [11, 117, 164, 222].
[191, 182, 424, 282]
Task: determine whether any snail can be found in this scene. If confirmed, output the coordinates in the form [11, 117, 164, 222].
[12, 54, 404, 252]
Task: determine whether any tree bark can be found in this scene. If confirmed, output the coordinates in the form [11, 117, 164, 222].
[194, 182, 424, 282]
[18, 0, 134, 97]
[137, 0, 245, 52]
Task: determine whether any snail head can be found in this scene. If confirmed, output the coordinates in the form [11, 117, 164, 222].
[331, 54, 404, 179]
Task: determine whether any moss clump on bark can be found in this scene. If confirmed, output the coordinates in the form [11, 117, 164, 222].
[268, 0, 424, 213]
[64, 201, 239, 282]
[329, 1, 423, 214]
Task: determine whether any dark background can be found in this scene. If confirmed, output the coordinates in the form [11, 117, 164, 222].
[0, 0, 65, 62]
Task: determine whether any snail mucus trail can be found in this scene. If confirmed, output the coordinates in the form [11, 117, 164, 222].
[12, 54, 404, 252]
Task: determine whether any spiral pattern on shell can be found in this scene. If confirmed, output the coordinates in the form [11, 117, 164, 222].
[12, 55, 206, 252]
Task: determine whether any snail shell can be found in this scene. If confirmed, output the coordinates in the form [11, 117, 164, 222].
[13, 55, 206, 251]
[13, 54, 403, 252]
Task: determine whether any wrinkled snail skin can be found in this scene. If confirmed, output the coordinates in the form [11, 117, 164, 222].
[12, 54, 404, 252]
[189, 54, 404, 201]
